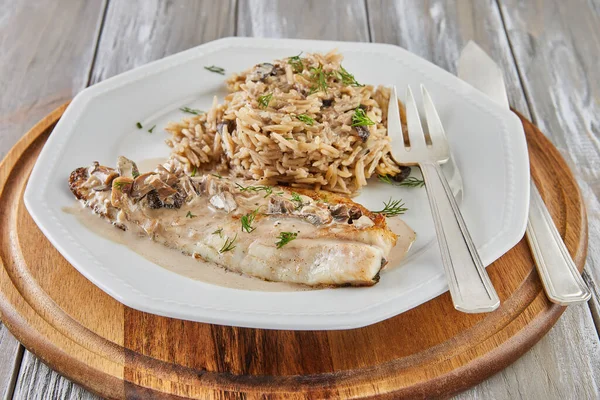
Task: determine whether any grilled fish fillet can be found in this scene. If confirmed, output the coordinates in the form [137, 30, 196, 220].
[68, 157, 409, 287]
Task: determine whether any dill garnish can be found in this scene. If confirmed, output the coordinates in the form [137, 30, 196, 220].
[241, 208, 260, 233]
[275, 232, 298, 249]
[136, 122, 143, 129]
[296, 114, 314, 126]
[211, 173, 222, 179]
[147, 124, 156, 133]
[191, 167, 197, 177]
[112, 181, 127, 191]
[378, 174, 425, 188]
[186, 211, 196, 218]
[235, 183, 277, 198]
[180, 106, 204, 115]
[309, 65, 329, 94]
[219, 234, 237, 253]
[258, 92, 273, 108]
[204, 65, 225, 75]
[290, 192, 303, 209]
[212, 228, 223, 237]
[288, 52, 304, 73]
[372, 198, 408, 217]
[336, 65, 364, 87]
[351, 107, 375, 127]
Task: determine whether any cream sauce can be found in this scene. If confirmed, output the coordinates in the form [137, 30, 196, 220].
[384, 217, 417, 269]
[63, 203, 311, 292]
[136, 157, 168, 172]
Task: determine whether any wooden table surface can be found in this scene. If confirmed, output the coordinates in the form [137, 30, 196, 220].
[1, 1, 599, 399]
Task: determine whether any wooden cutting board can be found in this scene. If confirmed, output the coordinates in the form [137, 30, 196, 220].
[0, 103, 587, 399]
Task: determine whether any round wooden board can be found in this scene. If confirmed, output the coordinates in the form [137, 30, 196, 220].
[0, 103, 588, 399]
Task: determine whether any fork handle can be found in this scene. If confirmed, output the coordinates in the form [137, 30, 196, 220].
[420, 161, 500, 313]
[526, 181, 591, 305]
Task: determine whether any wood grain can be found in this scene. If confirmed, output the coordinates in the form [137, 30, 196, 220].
[0, 0, 106, 160]
[12, 351, 101, 400]
[498, 0, 600, 337]
[90, 0, 237, 84]
[0, 105, 588, 399]
[0, 324, 22, 399]
[367, 1, 600, 397]
[237, 0, 369, 41]
[0, 1, 107, 398]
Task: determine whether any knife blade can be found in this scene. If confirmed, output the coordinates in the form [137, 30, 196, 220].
[457, 41, 591, 305]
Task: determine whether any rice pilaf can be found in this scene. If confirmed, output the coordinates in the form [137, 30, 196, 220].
[166, 50, 401, 195]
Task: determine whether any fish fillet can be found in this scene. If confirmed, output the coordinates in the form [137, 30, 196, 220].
[68, 157, 411, 287]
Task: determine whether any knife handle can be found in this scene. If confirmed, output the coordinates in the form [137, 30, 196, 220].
[526, 181, 591, 305]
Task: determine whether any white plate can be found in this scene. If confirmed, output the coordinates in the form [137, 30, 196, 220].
[24, 37, 529, 330]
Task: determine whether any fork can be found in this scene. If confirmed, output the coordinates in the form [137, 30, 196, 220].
[387, 85, 500, 313]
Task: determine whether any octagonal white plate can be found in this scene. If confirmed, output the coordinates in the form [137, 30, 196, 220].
[24, 37, 529, 330]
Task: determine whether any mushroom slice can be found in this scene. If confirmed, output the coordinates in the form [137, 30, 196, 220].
[353, 215, 375, 229]
[178, 175, 198, 199]
[267, 196, 295, 215]
[155, 164, 179, 186]
[130, 173, 157, 199]
[110, 177, 134, 207]
[148, 175, 177, 202]
[299, 204, 332, 225]
[330, 204, 362, 223]
[117, 156, 140, 179]
[88, 162, 119, 186]
[209, 192, 237, 213]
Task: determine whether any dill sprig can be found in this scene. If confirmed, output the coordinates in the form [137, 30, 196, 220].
[212, 228, 223, 237]
[147, 124, 156, 133]
[219, 234, 237, 253]
[235, 183, 280, 198]
[296, 114, 314, 126]
[291, 192, 302, 203]
[241, 208, 260, 233]
[180, 106, 204, 115]
[258, 92, 273, 108]
[377, 174, 395, 185]
[337, 65, 363, 87]
[309, 65, 328, 94]
[351, 107, 375, 127]
[211, 173, 222, 179]
[378, 174, 425, 188]
[372, 198, 408, 217]
[290, 192, 303, 209]
[275, 232, 298, 249]
[191, 167, 197, 177]
[136, 122, 142, 129]
[112, 180, 128, 191]
[186, 211, 196, 218]
[288, 52, 304, 73]
[204, 65, 225, 75]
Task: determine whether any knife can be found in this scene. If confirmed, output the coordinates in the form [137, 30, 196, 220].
[457, 41, 591, 305]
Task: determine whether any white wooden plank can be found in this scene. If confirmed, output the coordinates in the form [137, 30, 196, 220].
[0, 0, 107, 160]
[367, 0, 600, 398]
[498, 0, 600, 330]
[12, 351, 101, 400]
[90, 0, 236, 83]
[237, 0, 369, 41]
[0, 1, 106, 399]
[0, 325, 22, 400]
